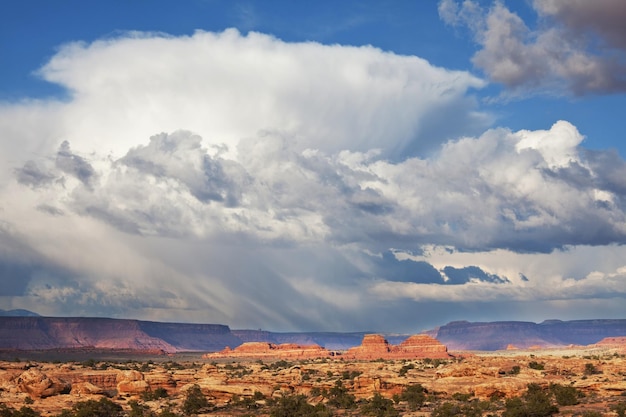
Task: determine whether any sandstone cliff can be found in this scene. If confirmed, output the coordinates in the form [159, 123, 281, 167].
[205, 342, 330, 359]
[344, 334, 450, 360]
[0, 317, 238, 353]
[434, 319, 626, 350]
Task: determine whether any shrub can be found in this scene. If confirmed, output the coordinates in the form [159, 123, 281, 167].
[0, 406, 41, 417]
[528, 361, 545, 370]
[549, 383, 581, 406]
[269, 394, 332, 417]
[68, 398, 124, 417]
[508, 365, 521, 375]
[584, 363, 598, 375]
[326, 380, 356, 409]
[360, 393, 399, 417]
[431, 402, 462, 417]
[452, 392, 473, 402]
[398, 363, 414, 376]
[128, 400, 154, 417]
[141, 387, 169, 401]
[398, 384, 426, 410]
[611, 401, 626, 417]
[502, 384, 558, 417]
[182, 384, 211, 415]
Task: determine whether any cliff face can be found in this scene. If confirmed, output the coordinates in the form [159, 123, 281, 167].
[0, 317, 233, 353]
[205, 342, 329, 359]
[435, 319, 626, 350]
[344, 334, 450, 360]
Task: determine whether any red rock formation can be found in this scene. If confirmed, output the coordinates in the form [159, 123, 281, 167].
[344, 334, 450, 360]
[206, 334, 451, 360]
[16, 368, 71, 398]
[594, 337, 626, 352]
[204, 342, 329, 359]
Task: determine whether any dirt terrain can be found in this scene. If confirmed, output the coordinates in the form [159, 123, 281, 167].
[1, 342, 625, 416]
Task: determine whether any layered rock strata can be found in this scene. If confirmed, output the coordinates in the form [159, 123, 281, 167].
[205, 342, 330, 359]
[344, 334, 451, 360]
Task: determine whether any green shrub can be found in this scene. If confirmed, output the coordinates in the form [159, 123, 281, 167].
[584, 363, 598, 375]
[431, 402, 462, 417]
[0, 406, 41, 417]
[182, 384, 211, 415]
[141, 387, 169, 401]
[528, 361, 545, 370]
[128, 400, 154, 417]
[509, 365, 521, 375]
[68, 398, 124, 417]
[398, 384, 426, 410]
[398, 363, 414, 376]
[326, 380, 356, 409]
[360, 393, 399, 417]
[269, 394, 332, 417]
[611, 401, 626, 417]
[549, 383, 581, 406]
[502, 384, 558, 417]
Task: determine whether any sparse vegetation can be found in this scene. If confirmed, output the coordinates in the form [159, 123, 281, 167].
[549, 383, 581, 406]
[584, 362, 599, 375]
[3, 348, 625, 417]
[502, 383, 558, 417]
[182, 384, 211, 415]
[396, 384, 426, 410]
[268, 394, 332, 417]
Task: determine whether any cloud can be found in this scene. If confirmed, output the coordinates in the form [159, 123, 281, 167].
[1, 29, 626, 330]
[439, 0, 626, 95]
[27, 29, 487, 161]
[56, 140, 96, 186]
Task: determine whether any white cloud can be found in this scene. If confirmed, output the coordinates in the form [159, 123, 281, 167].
[21, 29, 487, 161]
[1, 29, 626, 330]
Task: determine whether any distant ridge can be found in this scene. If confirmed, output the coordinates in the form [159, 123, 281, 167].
[0, 309, 40, 317]
[1, 316, 625, 353]
[0, 316, 239, 352]
[434, 319, 626, 350]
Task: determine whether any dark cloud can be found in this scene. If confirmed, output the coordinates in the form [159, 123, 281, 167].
[584, 149, 626, 195]
[56, 140, 96, 186]
[442, 266, 509, 285]
[534, 0, 626, 50]
[36, 204, 64, 216]
[120, 131, 244, 206]
[0, 230, 76, 298]
[15, 161, 56, 187]
[373, 251, 443, 284]
[371, 251, 509, 285]
[439, 0, 626, 95]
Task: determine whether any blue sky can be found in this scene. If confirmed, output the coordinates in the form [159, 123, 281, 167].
[1, 0, 625, 332]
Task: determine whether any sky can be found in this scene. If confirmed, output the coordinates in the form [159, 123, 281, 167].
[1, 0, 625, 333]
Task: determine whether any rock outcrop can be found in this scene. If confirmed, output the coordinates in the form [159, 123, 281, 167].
[205, 342, 330, 359]
[206, 334, 450, 360]
[344, 334, 450, 360]
[16, 368, 71, 398]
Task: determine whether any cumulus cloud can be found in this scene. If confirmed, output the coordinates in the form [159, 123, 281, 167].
[1, 29, 626, 330]
[439, 0, 626, 95]
[25, 29, 487, 161]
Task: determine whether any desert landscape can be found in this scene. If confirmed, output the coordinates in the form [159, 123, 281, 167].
[1, 330, 625, 417]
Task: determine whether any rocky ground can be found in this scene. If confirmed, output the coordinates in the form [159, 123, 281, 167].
[0, 345, 625, 416]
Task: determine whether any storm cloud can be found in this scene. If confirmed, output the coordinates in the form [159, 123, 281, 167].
[439, 0, 626, 95]
[0, 29, 625, 331]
